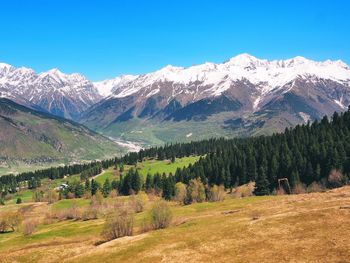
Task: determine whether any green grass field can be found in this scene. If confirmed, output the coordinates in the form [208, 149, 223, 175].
[94, 168, 119, 185]
[136, 156, 201, 177]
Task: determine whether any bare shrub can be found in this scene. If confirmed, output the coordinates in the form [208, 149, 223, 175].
[140, 217, 152, 233]
[150, 200, 172, 230]
[46, 189, 58, 204]
[292, 183, 307, 194]
[101, 208, 134, 241]
[22, 219, 39, 236]
[147, 190, 157, 201]
[94, 190, 104, 205]
[33, 190, 45, 202]
[207, 185, 226, 202]
[174, 182, 187, 205]
[232, 182, 255, 198]
[84, 191, 92, 199]
[66, 192, 75, 199]
[43, 212, 56, 225]
[328, 169, 345, 188]
[0, 212, 22, 232]
[186, 179, 205, 204]
[128, 194, 144, 213]
[276, 187, 286, 195]
[109, 189, 118, 198]
[66, 202, 81, 220]
[307, 182, 324, 193]
[82, 205, 99, 221]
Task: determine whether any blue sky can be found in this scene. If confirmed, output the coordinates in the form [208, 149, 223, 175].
[0, 0, 349, 81]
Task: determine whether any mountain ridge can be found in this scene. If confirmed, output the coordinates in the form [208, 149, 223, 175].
[2, 54, 350, 146]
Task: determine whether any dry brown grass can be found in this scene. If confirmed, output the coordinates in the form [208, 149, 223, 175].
[2, 187, 350, 263]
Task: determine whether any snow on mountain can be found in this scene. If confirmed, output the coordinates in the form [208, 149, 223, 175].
[94, 74, 138, 96]
[0, 65, 101, 119]
[1, 54, 350, 123]
[99, 54, 350, 103]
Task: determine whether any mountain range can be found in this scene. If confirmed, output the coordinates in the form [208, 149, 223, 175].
[1, 54, 350, 146]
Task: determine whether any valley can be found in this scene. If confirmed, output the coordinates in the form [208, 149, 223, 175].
[1, 2, 349, 262]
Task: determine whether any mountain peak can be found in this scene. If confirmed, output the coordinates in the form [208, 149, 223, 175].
[225, 53, 265, 67]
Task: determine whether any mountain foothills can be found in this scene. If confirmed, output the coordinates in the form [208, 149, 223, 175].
[0, 98, 124, 173]
[1, 54, 350, 146]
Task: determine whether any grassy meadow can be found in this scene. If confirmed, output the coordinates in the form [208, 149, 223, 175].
[1, 187, 350, 262]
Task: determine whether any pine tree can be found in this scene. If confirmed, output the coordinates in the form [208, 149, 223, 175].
[131, 170, 142, 194]
[85, 179, 91, 192]
[254, 166, 270, 196]
[91, 179, 99, 196]
[145, 173, 153, 191]
[102, 178, 111, 198]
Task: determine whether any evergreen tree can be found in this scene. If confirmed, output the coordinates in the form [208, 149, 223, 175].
[254, 166, 270, 196]
[102, 178, 111, 198]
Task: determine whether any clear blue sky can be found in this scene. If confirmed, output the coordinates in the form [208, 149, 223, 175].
[0, 0, 349, 81]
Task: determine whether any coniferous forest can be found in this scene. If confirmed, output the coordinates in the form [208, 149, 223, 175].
[1, 108, 350, 197]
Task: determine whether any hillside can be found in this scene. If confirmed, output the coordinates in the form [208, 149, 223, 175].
[0, 98, 124, 174]
[1, 186, 350, 262]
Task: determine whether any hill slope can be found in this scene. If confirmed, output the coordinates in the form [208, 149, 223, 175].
[1, 187, 350, 262]
[0, 98, 124, 173]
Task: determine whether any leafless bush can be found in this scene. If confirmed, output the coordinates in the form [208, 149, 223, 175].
[276, 187, 286, 195]
[232, 182, 255, 198]
[82, 205, 99, 221]
[32, 190, 45, 202]
[292, 183, 307, 194]
[174, 182, 187, 205]
[186, 179, 205, 204]
[94, 190, 104, 205]
[307, 182, 324, 193]
[22, 219, 39, 236]
[43, 212, 56, 225]
[150, 200, 172, 230]
[128, 194, 144, 213]
[66, 192, 75, 199]
[46, 189, 59, 204]
[0, 212, 22, 232]
[207, 185, 226, 202]
[140, 217, 152, 233]
[101, 208, 134, 241]
[328, 169, 345, 188]
[109, 189, 118, 198]
[147, 190, 157, 201]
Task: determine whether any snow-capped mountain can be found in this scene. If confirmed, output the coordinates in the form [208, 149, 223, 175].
[2, 54, 350, 145]
[79, 54, 350, 143]
[94, 74, 139, 97]
[0, 63, 101, 120]
[94, 54, 350, 110]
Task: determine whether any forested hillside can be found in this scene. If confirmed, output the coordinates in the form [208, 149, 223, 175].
[131, 107, 350, 195]
[2, 107, 350, 198]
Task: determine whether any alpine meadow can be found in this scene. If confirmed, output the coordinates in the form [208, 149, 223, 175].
[1, 1, 350, 262]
